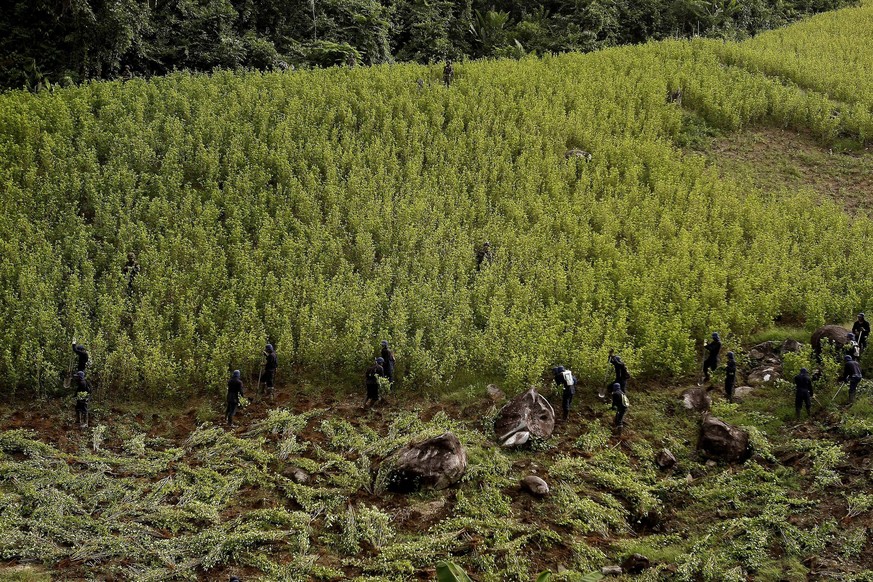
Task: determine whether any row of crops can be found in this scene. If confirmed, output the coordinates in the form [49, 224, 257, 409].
[1, 1, 872, 396]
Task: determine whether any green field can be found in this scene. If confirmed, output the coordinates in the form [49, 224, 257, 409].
[2, 1, 873, 580]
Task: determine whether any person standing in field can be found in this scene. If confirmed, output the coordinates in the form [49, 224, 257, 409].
[72, 341, 89, 373]
[794, 367, 813, 419]
[263, 344, 278, 397]
[552, 365, 577, 421]
[380, 341, 395, 383]
[443, 60, 454, 86]
[852, 313, 870, 351]
[364, 357, 385, 408]
[842, 354, 862, 405]
[226, 370, 244, 427]
[476, 241, 492, 270]
[724, 351, 737, 402]
[611, 382, 628, 429]
[611, 354, 630, 393]
[73, 371, 92, 428]
[123, 252, 140, 292]
[701, 332, 721, 384]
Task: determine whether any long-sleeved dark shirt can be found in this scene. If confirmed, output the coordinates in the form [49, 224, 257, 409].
[611, 389, 627, 410]
[794, 373, 813, 395]
[704, 339, 721, 364]
[73, 344, 89, 370]
[852, 320, 870, 343]
[843, 360, 862, 381]
[381, 348, 395, 371]
[227, 378, 244, 402]
[726, 359, 737, 380]
[554, 370, 577, 394]
[365, 364, 384, 386]
[73, 376, 91, 397]
[264, 352, 278, 371]
[613, 361, 630, 382]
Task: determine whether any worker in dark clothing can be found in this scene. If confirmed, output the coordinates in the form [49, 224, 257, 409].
[475, 242, 492, 270]
[610, 382, 628, 429]
[380, 341, 395, 383]
[612, 355, 630, 393]
[443, 60, 454, 86]
[794, 368, 813, 419]
[364, 358, 385, 408]
[842, 354, 863, 405]
[701, 332, 721, 384]
[123, 252, 140, 291]
[852, 313, 870, 351]
[552, 365, 577, 421]
[73, 371, 92, 428]
[725, 351, 737, 402]
[226, 370, 244, 427]
[72, 342, 89, 373]
[263, 344, 278, 396]
[845, 333, 861, 361]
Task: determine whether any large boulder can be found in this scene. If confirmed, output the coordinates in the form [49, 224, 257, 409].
[494, 388, 555, 447]
[681, 387, 711, 412]
[385, 432, 467, 493]
[622, 554, 651, 574]
[697, 416, 751, 463]
[812, 325, 851, 354]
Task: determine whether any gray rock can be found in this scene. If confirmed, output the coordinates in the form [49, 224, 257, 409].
[495, 388, 555, 447]
[621, 553, 651, 574]
[521, 475, 550, 496]
[290, 468, 309, 484]
[682, 387, 711, 412]
[780, 338, 803, 353]
[697, 416, 751, 463]
[486, 384, 506, 402]
[747, 366, 781, 387]
[655, 449, 676, 470]
[386, 432, 467, 493]
[749, 341, 776, 361]
[812, 325, 851, 354]
[601, 565, 623, 576]
[565, 149, 592, 162]
[733, 385, 755, 400]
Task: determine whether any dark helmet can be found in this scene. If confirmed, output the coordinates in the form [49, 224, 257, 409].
[232, 370, 241, 378]
[727, 351, 735, 360]
[613, 356, 623, 364]
[553, 365, 565, 374]
[848, 333, 855, 340]
[265, 344, 274, 353]
[712, 332, 720, 340]
[483, 241, 491, 247]
[800, 367, 809, 375]
[76, 371, 85, 379]
[376, 357, 385, 365]
[859, 313, 866, 319]
[845, 354, 854, 362]
[381, 340, 388, 348]
[611, 382, 622, 392]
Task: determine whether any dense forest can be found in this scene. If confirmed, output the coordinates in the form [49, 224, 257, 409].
[0, 0, 853, 90]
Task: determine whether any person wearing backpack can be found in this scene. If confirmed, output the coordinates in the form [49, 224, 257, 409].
[845, 333, 860, 361]
[610, 382, 628, 429]
[611, 355, 631, 393]
[852, 313, 870, 351]
[553, 365, 577, 421]
[73, 371, 92, 428]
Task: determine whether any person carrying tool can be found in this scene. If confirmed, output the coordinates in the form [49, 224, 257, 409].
[842, 354, 863, 405]
[794, 368, 813, 419]
[611, 355, 631, 393]
[610, 382, 628, 429]
[72, 341, 89, 373]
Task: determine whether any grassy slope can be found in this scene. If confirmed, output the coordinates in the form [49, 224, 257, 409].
[4, 3, 873, 582]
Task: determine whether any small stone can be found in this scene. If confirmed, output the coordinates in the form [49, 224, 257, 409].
[521, 475, 550, 496]
[601, 565, 623, 576]
[706, 460, 717, 468]
[655, 449, 676, 470]
[682, 388, 711, 412]
[290, 468, 309, 484]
